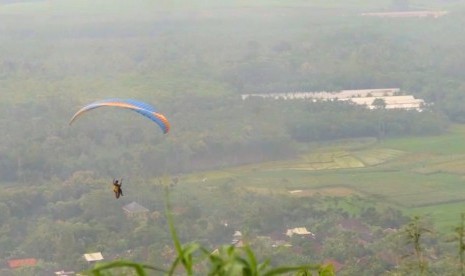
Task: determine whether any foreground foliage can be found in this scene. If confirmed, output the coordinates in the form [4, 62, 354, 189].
[84, 191, 334, 276]
[84, 245, 334, 276]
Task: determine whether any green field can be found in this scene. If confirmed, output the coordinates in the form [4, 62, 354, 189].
[181, 125, 465, 232]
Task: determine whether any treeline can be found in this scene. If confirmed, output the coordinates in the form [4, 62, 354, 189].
[2, 3, 465, 118]
[0, 94, 448, 182]
[1, 1, 465, 274]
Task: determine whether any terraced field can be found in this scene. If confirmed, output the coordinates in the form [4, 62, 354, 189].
[182, 126, 465, 232]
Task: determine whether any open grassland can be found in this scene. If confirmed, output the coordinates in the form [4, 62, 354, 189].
[408, 201, 465, 231]
[181, 125, 465, 232]
[208, 146, 405, 173]
[380, 125, 465, 155]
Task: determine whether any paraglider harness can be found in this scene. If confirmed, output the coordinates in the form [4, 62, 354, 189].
[113, 178, 124, 199]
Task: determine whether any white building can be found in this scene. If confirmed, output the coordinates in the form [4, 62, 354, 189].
[241, 88, 425, 111]
[285, 227, 315, 238]
[83, 252, 104, 262]
[361, 11, 448, 18]
[346, 95, 425, 111]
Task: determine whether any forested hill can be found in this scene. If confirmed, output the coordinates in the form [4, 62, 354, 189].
[1, 0, 463, 181]
[2, 0, 465, 274]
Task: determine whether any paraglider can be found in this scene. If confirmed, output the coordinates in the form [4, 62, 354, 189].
[113, 178, 124, 199]
[69, 99, 170, 200]
[69, 98, 170, 134]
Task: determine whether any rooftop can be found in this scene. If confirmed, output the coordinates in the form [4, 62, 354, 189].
[122, 201, 149, 213]
[7, 258, 37, 269]
[286, 227, 315, 237]
[83, 252, 104, 262]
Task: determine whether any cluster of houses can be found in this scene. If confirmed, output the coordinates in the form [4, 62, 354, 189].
[241, 88, 426, 111]
[2, 201, 151, 275]
[230, 227, 316, 249]
[227, 220, 380, 273]
[2, 199, 402, 274]
[0, 223, 343, 274]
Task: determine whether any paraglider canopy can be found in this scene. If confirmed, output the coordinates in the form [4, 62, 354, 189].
[69, 98, 170, 134]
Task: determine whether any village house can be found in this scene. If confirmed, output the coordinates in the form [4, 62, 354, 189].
[83, 252, 104, 263]
[285, 227, 315, 238]
[122, 201, 150, 219]
[231, 230, 245, 247]
[7, 258, 38, 269]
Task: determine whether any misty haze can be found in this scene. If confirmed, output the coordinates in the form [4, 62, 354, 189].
[1, 0, 465, 275]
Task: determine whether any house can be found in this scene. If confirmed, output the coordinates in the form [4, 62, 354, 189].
[383, 227, 399, 234]
[83, 252, 104, 262]
[231, 230, 245, 247]
[233, 230, 242, 238]
[122, 201, 149, 218]
[285, 227, 315, 238]
[7, 258, 38, 269]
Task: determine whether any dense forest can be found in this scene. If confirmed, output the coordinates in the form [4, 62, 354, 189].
[1, 0, 465, 275]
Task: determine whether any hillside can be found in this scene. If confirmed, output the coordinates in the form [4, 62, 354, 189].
[1, 0, 465, 274]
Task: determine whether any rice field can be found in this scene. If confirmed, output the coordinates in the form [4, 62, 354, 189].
[181, 125, 465, 232]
